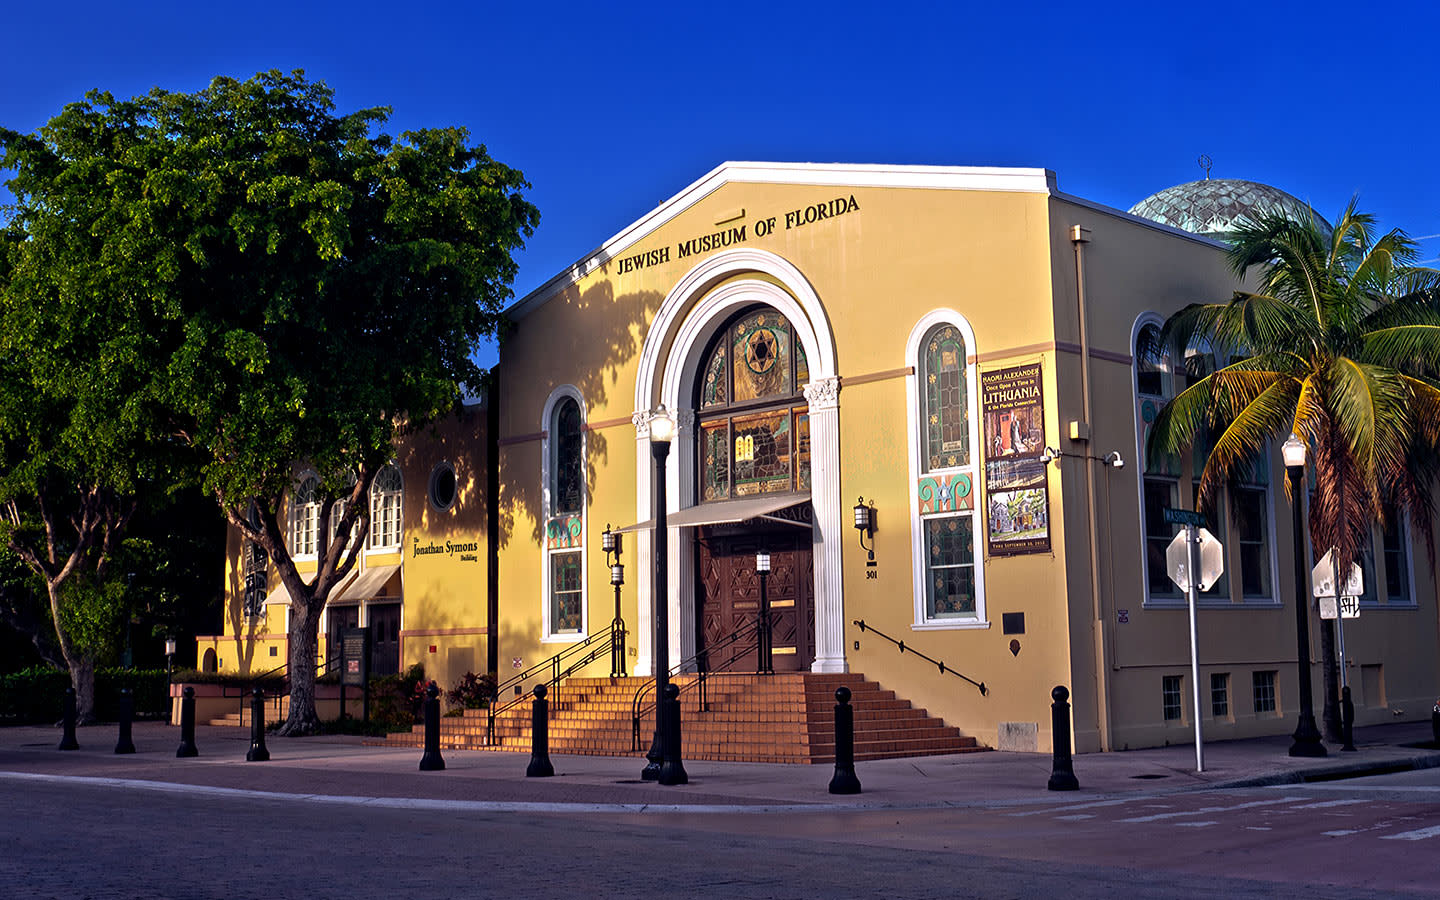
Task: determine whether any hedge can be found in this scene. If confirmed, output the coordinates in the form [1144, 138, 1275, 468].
[0, 667, 170, 724]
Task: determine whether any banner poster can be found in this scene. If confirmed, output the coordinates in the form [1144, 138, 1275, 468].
[982, 362, 1050, 556]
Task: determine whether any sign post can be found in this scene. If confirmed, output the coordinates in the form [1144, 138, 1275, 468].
[1164, 508, 1224, 774]
[340, 626, 371, 724]
[1313, 550, 1362, 690]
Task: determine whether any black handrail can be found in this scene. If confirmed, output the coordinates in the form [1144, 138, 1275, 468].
[486, 623, 623, 745]
[852, 619, 988, 696]
[630, 618, 762, 751]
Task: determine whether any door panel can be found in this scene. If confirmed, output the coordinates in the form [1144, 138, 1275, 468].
[697, 529, 813, 672]
[368, 603, 401, 676]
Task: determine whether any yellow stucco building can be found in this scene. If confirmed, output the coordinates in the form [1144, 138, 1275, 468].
[207, 162, 1440, 754]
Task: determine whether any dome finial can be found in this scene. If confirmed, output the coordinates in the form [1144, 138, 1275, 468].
[1198, 154, 1213, 180]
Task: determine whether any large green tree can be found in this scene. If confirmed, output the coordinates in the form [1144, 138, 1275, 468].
[1146, 202, 1440, 740]
[0, 70, 538, 734]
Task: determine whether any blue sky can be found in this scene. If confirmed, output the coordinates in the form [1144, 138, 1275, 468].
[4, 1, 1437, 368]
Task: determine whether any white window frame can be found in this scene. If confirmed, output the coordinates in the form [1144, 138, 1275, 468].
[367, 464, 403, 552]
[541, 386, 587, 643]
[905, 310, 987, 630]
[289, 472, 321, 559]
[1131, 313, 1279, 609]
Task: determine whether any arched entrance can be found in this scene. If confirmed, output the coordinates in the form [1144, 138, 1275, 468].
[631, 248, 845, 677]
[691, 304, 815, 670]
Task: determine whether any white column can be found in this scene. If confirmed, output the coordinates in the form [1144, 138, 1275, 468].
[805, 376, 847, 673]
[672, 408, 696, 671]
[631, 410, 654, 677]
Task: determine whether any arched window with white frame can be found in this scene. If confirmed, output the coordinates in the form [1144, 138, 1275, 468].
[542, 389, 586, 639]
[289, 474, 321, 557]
[369, 464, 403, 550]
[906, 312, 986, 628]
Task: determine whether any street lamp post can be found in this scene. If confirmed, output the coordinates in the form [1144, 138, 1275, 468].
[603, 526, 626, 677]
[641, 408, 675, 781]
[165, 636, 177, 684]
[1284, 434, 1326, 758]
[756, 550, 773, 675]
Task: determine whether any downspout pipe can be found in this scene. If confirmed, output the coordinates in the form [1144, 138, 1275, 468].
[487, 370, 501, 683]
[1071, 224, 1113, 752]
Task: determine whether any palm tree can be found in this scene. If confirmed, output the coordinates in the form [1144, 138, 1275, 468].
[1145, 201, 1440, 741]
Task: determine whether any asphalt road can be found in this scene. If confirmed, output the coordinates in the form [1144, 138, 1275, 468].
[4, 769, 1440, 898]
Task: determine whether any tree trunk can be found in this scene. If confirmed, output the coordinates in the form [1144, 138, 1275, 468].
[277, 597, 322, 736]
[1319, 618, 1342, 743]
[46, 581, 97, 723]
[68, 654, 97, 725]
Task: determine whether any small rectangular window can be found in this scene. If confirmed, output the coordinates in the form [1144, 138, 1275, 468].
[1252, 670, 1277, 714]
[1210, 673, 1229, 718]
[1162, 675, 1183, 721]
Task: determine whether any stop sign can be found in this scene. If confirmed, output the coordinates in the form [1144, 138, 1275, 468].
[1167, 527, 1224, 592]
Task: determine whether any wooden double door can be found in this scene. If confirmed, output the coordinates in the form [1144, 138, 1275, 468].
[697, 526, 814, 672]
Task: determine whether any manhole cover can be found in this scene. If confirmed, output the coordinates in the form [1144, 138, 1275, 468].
[21, 743, 52, 748]
[1130, 773, 1169, 780]
[613, 779, 648, 784]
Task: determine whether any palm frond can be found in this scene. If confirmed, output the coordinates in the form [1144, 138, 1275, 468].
[1197, 377, 1298, 505]
[1360, 324, 1440, 378]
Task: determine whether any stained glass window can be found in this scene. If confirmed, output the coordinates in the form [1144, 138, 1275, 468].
[731, 312, 792, 404]
[701, 342, 728, 409]
[794, 409, 810, 492]
[545, 393, 586, 638]
[925, 517, 975, 617]
[550, 552, 582, 633]
[695, 307, 810, 501]
[702, 421, 730, 501]
[922, 325, 968, 471]
[554, 399, 583, 514]
[731, 410, 792, 496]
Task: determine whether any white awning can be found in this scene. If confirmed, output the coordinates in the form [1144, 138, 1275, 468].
[338, 564, 401, 602]
[264, 567, 360, 607]
[614, 493, 811, 533]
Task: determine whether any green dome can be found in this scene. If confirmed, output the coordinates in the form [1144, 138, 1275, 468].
[1129, 179, 1329, 236]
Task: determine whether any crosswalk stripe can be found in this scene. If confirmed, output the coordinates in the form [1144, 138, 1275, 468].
[1291, 799, 1368, 810]
[1380, 825, 1440, 841]
[1119, 796, 1302, 824]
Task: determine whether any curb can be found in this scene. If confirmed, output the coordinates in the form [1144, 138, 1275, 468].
[1205, 751, 1440, 790]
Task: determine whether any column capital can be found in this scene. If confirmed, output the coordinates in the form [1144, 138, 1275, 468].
[804, 376, 841, 410]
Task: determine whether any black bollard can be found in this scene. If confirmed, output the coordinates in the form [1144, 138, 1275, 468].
[418, 682, 445, 771]
[176, 686, 199, 758]
[641, 708, 663, 781]
[114, 688, 136, 754]
[1340, 686, 1357, 752]
[526, 684, 555, 778]
[658, 683, 688, 786]
[246, 688, 270, 762]
[1047, 685, 1079, 791]
[828, 686, 862, 794]
[59, 687, 79, 751]
[1433, 698, 1440, 746]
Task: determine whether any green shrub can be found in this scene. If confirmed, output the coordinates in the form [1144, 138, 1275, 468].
[368, 664, 428, 732]
[446, 671, 496, 710]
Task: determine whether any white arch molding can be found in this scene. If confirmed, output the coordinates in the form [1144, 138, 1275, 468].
[631, 248, 847, 676]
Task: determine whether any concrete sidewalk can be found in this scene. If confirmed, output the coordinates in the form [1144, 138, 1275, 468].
[1, 719, 1437, 812]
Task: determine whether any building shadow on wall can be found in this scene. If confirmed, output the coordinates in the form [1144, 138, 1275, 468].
[497, 278, 664, 550]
